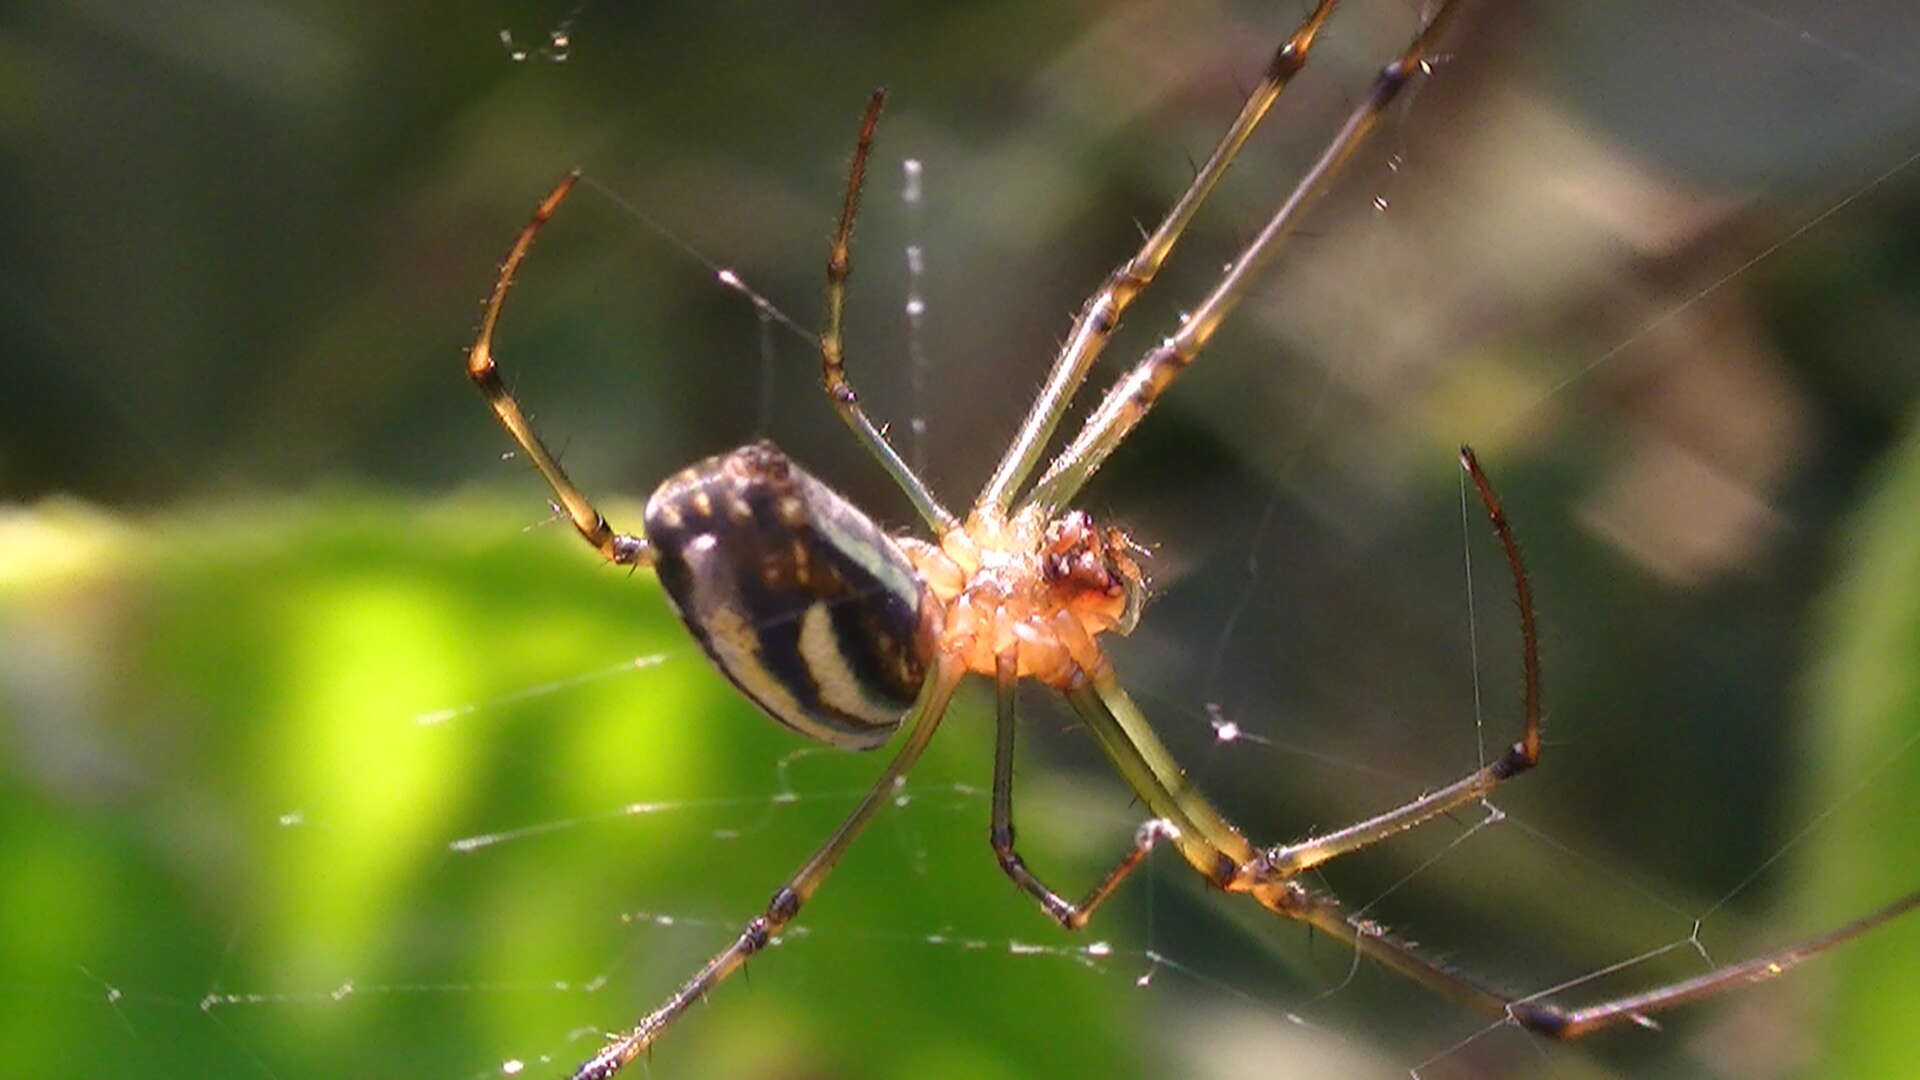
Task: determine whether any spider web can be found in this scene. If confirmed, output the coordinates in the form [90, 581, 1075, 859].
[6, 2, 1920, 1079]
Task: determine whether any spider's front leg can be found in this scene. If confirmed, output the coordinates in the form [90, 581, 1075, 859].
[814, 89, 955, 533]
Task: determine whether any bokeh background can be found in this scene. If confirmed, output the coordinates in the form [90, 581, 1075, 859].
[4, 1, 1920, 1078]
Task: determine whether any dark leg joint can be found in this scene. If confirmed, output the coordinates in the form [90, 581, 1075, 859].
[610, 534, 647, 566]
[1209, 851, 1239, 891]
[1270, 43, 1300, 77]
[1490, 740, 1537, 780]
[1508, 1001, 1571, 1040]
[767, 886, 801, 923]
[741, 917, 771, 955]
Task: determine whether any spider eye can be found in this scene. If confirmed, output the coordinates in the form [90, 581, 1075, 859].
[644, 441, 934, 750]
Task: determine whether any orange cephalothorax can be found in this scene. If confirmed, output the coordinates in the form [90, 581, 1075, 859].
[898, 508, 1146, 688]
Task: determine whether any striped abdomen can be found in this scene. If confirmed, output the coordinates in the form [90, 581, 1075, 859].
[644, 442, 934, 750]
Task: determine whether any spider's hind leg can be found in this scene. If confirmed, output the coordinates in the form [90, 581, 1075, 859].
[1258, 446, 1538, 879]
[989, 652, 1172, 929]
[468, 171, 651, 568]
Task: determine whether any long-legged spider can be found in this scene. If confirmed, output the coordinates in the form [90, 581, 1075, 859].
[465, 2, 1920, 1076]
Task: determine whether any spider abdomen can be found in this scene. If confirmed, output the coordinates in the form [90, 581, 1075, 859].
[644, 441, 935, 750]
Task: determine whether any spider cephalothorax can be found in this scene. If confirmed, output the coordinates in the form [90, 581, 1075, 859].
[899, 507, 1144, 688]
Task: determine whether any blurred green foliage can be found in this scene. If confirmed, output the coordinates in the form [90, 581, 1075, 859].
[1806, 417, 1920, 1080]
[0, 495, 1147, 1078]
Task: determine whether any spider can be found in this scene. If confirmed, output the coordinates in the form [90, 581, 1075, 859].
[465, 2, 1920, 1076]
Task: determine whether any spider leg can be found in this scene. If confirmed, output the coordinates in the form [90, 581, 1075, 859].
[1064, 656, 1544, 1021]
[977, 0, 1341, 514]
[1071, 642, 1920, 1043]
[1063, 661, 1259, 883]
[1264, 874, 1920, 1040]
[1510, 888, 1920, 1038]
[1261, 447, 1539, 877]
[819, 90, 957, 532]
[1021, 0, 1467, 516]
[467, 171, 651, 567]
[1255, 453, 1919, 1036]
[1061, 448, 1920, 1040]
[990, 652, 1175, 929]
[567, 658, 965, 1080]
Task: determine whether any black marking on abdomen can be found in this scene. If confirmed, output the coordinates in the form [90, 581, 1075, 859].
[644, 442, 931, 750]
